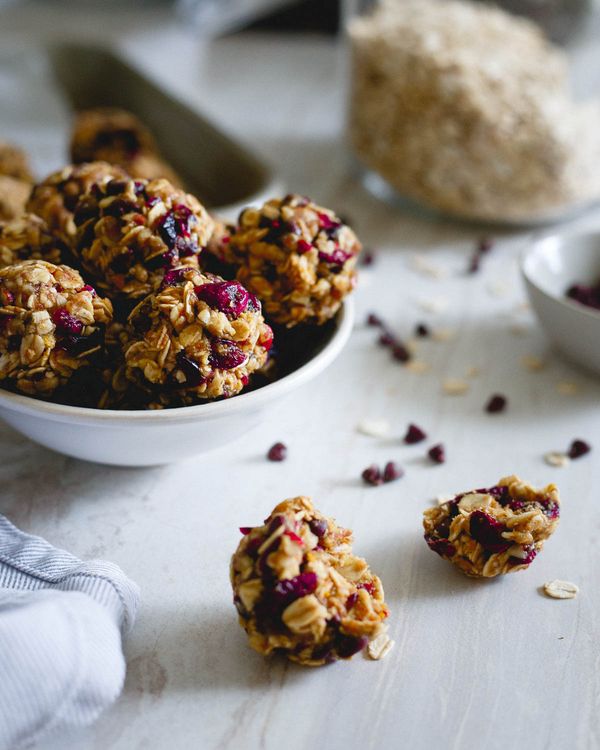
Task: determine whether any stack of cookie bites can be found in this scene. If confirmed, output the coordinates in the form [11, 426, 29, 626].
[0, 109, 362, 409]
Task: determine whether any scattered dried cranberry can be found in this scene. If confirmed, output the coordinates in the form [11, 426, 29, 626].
[361, 249, 376, 266]
[367, 312, 383, 327]
[568, 439, 591, 459]
[467, 237, 494, 274]
[362, 464, 383, 486]
[404, 423, 427, 444]
[267, 442, 287, 462]
[383, 461, 403, 482]
[486, 394, 507, 413]
[428, 444, 445, 464]
[379, 331, 395, 347]
[415, 323, 429, 337]
[392, 343, 410, 362]
[239, 527, 253, 535]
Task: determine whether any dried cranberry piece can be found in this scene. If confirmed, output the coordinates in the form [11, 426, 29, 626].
[103, 199, 138, 218]
[273, 572, 318, 605]
[318, 247, 352, 266]
[174, 351, 204, 387]
[367, 313, 382, 327]
[428, 444, 445, 464]
[362, 465, 383, 486]
[104, 179, 129, 196]
[383, 461, 403, 482]
[267, 442, 287, 462]
[392, 343, 410, 362]
[568, 439, 591, 459]
[538, 497, 560, 520]
[209, 339, 247, 370]
[80, 284, 97, 297]
[379, 331, 395, 347]
[296, 239, 312, 254]
[415, 322, 430, 337]
[157, 204, 195, 249]
[361, 249, 375, 266]
[52, 308, 83, 336]
[345, 592, 358, 609]
[425, 535, 456, 558]
[404, 423, 427, 444]
[509, 544, 537, 566]
[259, 325, 274, 352]
[110, 249, 134, 274]
[486, 394, 507, 413]
[146, 247, 177, 271]
[469, 511, 510, 553]
[309, 518, 327, 538]
[335, 634, 369, 659]
[239, 527, 253, 535]
[160, 268, 187, 290]
[196, 280, 250, 317]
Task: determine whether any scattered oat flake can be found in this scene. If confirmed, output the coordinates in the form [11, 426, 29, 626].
[543, 580, 579, 600]
[367, 633, 395, 661]
[556, 381, 579, 395]
[522, 355, 545, 371]
[442, 378, 470, 395]
[418, 297, 448, 314]
[409, 254, 447, 279]
[432, 327, 457, 342]
[357, 418, 391, 438]
[406, 359, 431, 374]
[544, 451, 570, 468]
[465, 366, 481, 378]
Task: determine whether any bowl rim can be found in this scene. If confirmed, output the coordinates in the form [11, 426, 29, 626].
[0, 298, 355, 424]
[520, 230, 600, 321]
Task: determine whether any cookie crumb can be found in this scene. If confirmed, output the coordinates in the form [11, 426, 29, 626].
[465, 366, 481, 378]
[432, 327, 457, 342]
[406, 359, 431, 374]
[418, 297, 448, 314]
[442, 378, 470, 395]
[410, 254, 446, 279]
[543, 580, 579, 599]
[367, 632, 395, 661]
[544, 451, 570, 468]
[556, 381, 579, 395]
[522, 355, 546, 372]
[357, 418, 391, 438]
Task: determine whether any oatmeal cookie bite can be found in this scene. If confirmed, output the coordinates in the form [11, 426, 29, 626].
[27, 161, 128, 246]
[423, 475, 560, 578]
[225, 195, 361, 327]
[70, 107, 182, 187]
[0, 213, 66, 266]
[0, 176, 31, 222]
[0, 260, 112, 397]
[122, 267, 273, 402]
[0, 141, 33, 182]
[231, 497, 389, 666]
[73, 177, 213, 302]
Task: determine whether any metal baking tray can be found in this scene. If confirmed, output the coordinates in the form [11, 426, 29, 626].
[47, 42, 280, 219]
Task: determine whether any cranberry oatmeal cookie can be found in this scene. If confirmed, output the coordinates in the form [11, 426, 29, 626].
[0, 213, 66, 266]
[70, 107, 182, 187]
[0, 260, 112, 397]
[27, 161, 128, 246]
[119, 266, 273, 403]
[219, 195, 361, 327]
[231, 496, 389, 666]
[0, 176, 31, 222]
[73, 177, 213, 301]
[423, 475, 560, 578]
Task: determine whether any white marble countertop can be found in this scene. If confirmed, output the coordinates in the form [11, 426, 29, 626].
[0, 18, 599, 750]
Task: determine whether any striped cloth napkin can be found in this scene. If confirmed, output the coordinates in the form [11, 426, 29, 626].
[0, 514, 140, 750]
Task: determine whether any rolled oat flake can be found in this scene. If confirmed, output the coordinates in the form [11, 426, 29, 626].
[543, 579, 579, 599]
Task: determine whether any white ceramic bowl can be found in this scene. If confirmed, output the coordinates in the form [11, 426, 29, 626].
[521, 231, 600, 375]
[0, 300, 354, 466]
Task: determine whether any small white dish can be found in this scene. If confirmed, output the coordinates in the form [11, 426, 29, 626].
[521, 230, 600, 375]
[0, 300, 354, 466]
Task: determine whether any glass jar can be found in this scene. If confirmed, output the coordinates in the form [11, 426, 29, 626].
[344, 0, 600, 224]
